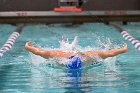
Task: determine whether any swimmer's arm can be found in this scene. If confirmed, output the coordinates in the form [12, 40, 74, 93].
[25, 42, 51, 59]
[25, 42, 74, 59]
[84, 44, 128, 59]
[45, 50, 74, 58]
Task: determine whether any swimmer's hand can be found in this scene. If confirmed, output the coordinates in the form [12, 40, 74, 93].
[25, 42, 33, 50]
[25, 42, 32, 47]
[123, 44, 128, 52]
[121, 44, 128, 52]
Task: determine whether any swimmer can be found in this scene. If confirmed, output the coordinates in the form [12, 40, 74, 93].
[25, 42, 128, 69]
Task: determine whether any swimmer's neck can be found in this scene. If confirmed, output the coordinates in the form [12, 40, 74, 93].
[75, 51, 96, 57]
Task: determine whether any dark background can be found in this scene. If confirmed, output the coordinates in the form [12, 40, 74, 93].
[0, 0, 139, 11]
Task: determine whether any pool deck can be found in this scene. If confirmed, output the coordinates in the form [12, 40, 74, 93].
[0, 11, 140, 24]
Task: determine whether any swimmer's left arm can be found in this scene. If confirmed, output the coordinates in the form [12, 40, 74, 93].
[84, 44, 128, 59]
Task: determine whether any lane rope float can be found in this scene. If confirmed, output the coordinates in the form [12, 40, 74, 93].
[0, 24, 25, 57]
[110, 23, 140, 50]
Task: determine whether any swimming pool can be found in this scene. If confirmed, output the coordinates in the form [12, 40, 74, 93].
[0, 22, 140, 93]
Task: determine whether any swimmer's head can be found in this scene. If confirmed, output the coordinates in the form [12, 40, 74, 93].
[66, 56, 82, 69]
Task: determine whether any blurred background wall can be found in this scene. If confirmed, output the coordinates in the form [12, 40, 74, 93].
[0, 0, 139, 11]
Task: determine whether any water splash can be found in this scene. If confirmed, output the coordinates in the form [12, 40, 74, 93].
[95, 36, 122, 50]
[29, 36, 122, 70]
[59, 36, 80, 52]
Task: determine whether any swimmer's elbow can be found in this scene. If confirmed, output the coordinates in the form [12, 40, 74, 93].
[34, 50, 50, 59]
[105, 52, 116, 58]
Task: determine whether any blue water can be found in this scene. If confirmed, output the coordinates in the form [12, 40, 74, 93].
[0, 23, 140, 93]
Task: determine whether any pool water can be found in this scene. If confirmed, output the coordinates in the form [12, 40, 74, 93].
[0, 23, 140, 93]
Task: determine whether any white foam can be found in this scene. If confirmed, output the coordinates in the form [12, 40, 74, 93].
[59, 36, 80, 52]
[29, 52, 46, 66]
[104, 57, 117, 72]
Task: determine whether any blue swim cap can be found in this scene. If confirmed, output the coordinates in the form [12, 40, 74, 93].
[66, 56, 82, 69]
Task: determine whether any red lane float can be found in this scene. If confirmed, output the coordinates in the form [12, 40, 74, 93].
[54, 7, 82, 12]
